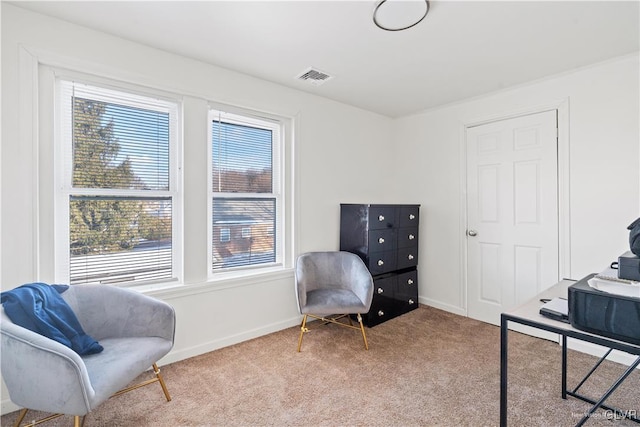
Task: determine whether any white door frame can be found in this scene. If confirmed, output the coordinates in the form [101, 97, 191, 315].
[459, 98, 571, 314]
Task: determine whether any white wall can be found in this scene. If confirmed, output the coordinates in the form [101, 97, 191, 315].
[2, 2, 640, 417]
[392, 54, 640, 314]
[0, 4, 394, 414]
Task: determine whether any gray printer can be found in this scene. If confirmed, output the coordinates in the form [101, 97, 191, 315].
[568, 274, 640, 345]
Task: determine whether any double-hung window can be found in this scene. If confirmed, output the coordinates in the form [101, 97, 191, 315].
[210, 109, 284, 272]
[57, 80, 181, 286]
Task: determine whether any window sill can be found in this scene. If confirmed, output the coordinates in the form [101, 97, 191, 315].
[136, 267, 295, 301]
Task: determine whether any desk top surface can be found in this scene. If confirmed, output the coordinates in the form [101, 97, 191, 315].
[503, 278, 640, 352]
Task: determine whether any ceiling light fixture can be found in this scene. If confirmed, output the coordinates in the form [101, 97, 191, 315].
[373, 0, 430, 32]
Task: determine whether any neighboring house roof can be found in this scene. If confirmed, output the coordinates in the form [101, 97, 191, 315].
[212, 199, 274, 225]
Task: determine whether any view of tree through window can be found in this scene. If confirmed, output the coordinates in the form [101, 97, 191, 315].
[63, 83, 176, 285]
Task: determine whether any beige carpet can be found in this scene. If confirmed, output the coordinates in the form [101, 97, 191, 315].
[2, 306, 638, 426]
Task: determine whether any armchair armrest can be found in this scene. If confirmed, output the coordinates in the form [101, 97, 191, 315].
[348, 266, 374, 310]
[1, 309, 94, 415]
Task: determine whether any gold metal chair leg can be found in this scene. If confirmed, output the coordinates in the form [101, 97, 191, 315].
[15, 411, 68, 427]
[153, 363, 172, 401]
[13, 408, 28, 427]
[111, 362, 172, 402]
[74, 415, 81, 427]
[357, 313, 369, 350]
[297, 314, 308, 352]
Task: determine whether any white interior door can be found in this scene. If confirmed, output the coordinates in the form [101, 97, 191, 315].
[466, 110, 559, 326]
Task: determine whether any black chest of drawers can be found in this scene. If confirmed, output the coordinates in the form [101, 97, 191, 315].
[340, 204, 420, 327]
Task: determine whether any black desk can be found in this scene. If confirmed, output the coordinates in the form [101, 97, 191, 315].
[500, 279, 640, 426]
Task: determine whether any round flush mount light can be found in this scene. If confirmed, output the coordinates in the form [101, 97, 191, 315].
[373, 0, 430, 32]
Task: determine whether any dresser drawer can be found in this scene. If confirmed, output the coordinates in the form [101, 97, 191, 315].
[396, 269, 418, 296]
[368, 250, 397, 275]
[397, 227, 418, 249]
[396, 270, 418, 315]
[369, 229, 396, 253]
[399, 205, 419, 228]
[373, 275, 395, 298]
[396, 294, 419, 314]
[367, 300, 394, 326]
[368, 206, 396, 229]
[368, 299, 394, 326]
[397, 246, 418, 270]
[367, 275, 396, 326]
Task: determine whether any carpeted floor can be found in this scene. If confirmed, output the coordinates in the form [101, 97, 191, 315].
[2, 305, 638, 426]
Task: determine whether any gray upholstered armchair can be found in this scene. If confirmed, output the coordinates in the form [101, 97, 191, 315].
[295, 251, 374, 352]
[1, 284, 175, 427]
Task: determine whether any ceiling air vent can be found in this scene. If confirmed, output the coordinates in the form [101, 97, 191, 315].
[295, 67, 334, 86]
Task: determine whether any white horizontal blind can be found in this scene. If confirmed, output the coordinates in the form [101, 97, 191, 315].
[59, 80, 178, 285]
[211, 112, 280, 270]
[212, 119, 273, 193]
[72, 95, 170, 190]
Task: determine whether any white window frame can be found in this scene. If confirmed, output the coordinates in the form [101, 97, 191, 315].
[241, 227, 252, 239]
[220, 228, 231, 243]
[208, 108, 287, 276]
[54, 75, 183, 287]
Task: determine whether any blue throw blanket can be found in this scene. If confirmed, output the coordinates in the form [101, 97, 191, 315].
[1, 283, 103, 355]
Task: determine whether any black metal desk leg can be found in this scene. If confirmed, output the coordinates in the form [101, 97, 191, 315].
[562, 334, 567, 399]
[500, 315, 508, 427]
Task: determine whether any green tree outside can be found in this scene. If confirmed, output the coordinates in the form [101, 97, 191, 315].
[70, 97, 171, 256]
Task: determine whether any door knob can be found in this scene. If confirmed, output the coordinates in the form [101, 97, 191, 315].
[467, 229, 478, 237]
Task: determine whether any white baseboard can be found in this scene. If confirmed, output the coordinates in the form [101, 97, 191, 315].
[158, 316, 301, 366]
[420, 297, 466, 317]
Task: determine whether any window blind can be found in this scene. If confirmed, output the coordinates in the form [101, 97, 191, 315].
[210, 111, 279, 271]
[72, 97, 170, 190]
[212, 120, 273, 193]
[212, 198, 276, 270]
[60, 80, 177, 286]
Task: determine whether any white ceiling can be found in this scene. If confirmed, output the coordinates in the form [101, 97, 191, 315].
[9, 0, 640, 118]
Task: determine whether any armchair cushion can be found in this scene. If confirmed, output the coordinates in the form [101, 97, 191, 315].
[303, 289, 369, 314]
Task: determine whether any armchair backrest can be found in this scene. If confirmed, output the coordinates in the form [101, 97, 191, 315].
[61, 285, 175, 342]
[295, 251, 373, 311]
